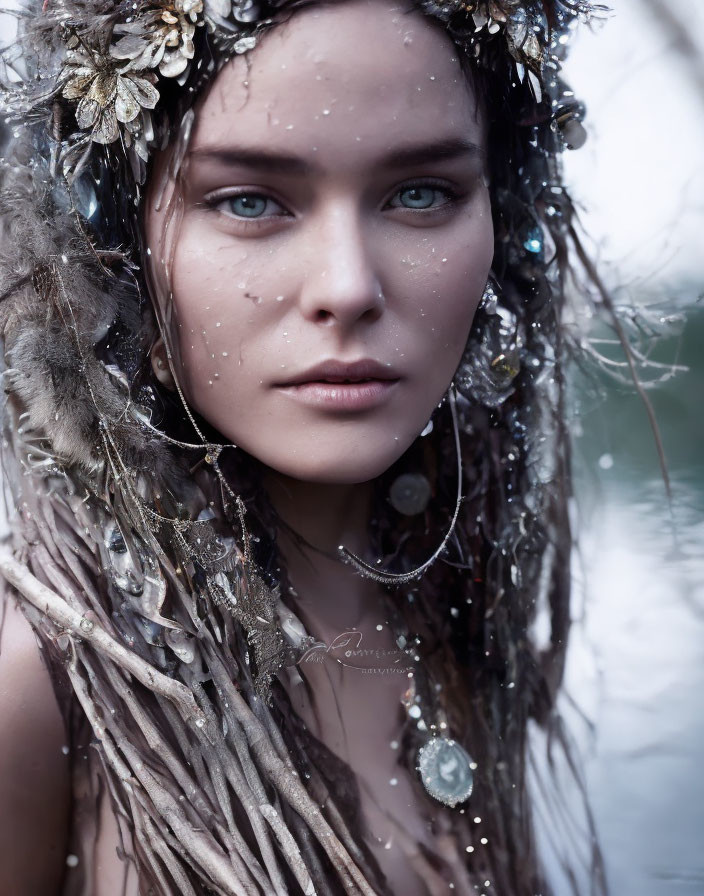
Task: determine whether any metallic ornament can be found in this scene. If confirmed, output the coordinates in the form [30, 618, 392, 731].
[417, 737, 475, 808]
[454, 279, 523, 408]
[559, 116, 587, 150]
[389, 473, 432, 515]
[478, 279, 497, 313]
[554, 93, 588, 150]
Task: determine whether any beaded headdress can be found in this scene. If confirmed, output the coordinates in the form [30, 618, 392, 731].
[1, 0, 598, 181]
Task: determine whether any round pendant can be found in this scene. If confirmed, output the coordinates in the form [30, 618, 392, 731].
[416, 737, 474, 808]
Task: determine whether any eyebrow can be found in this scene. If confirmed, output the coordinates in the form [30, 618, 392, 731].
[189, 138, 485, 175]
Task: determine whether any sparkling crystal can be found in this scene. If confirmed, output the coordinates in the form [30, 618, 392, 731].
[417, 737, 474, 808]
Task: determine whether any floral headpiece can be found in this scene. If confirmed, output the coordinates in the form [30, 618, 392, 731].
[1, 0, 599, 181]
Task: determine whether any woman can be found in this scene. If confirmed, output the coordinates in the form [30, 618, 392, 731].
[0, 0, 605, 893]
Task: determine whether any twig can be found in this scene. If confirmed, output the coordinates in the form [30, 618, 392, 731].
[0, 547, 207, 726]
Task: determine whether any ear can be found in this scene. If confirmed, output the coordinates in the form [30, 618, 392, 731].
[150, 336, 176, 390]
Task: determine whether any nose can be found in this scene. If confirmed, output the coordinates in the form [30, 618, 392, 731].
[298, 202, 385, 329]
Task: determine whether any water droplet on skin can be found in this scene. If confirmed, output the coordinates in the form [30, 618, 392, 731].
[66, 855, 79, 868]
[598, 453, 614, 470]
[222, 351, 228, 357]
[215, 322, 221, 327]
[474, 816, 482, 823]
[466, 845, 475, 853]
[389, 777, 398, 786]
[322, 108, 330, 116]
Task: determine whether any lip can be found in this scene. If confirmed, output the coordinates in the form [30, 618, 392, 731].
[274, 358, 401, 411]
[276, 358, 400, 386]
[277, 379, 399, 411]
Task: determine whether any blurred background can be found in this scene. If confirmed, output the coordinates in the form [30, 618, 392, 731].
[533, 1, 704, 893]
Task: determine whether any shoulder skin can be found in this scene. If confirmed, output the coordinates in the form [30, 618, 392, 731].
[0, 587, 70, 895]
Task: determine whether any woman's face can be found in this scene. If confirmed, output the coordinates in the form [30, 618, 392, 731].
[145, 0, 493, 485]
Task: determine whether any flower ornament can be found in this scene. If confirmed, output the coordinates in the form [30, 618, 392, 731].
[62, 40, 160, 147]
[53, 0, 269, 170]
[421, 0, 548, 70]
[206, 0, 262, 26]
[111, 0, 204, 79]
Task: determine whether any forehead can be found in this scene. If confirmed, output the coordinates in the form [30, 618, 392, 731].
[190, 0, 483, 163]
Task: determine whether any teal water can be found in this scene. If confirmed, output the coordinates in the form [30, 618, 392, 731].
[564, 302, 704, 895]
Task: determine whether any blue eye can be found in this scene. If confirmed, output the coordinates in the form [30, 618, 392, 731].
[225, 194, 270, 218]
[399, 186, 436, 209]
[391, 185, 454, 211]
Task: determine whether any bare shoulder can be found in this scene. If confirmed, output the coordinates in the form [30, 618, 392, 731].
[0, 587, 70, 895]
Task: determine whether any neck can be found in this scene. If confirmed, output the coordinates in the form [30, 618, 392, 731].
[262, 470, 385, 634]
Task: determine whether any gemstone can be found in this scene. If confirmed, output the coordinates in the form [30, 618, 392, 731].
[417, 737, 474, 808]
[522, 225, 543, 254]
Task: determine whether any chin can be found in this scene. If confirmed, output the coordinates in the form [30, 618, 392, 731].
[258, 440, 414, 486]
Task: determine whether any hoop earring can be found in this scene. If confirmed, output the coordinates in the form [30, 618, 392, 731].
[337, 385, 464, 585]
[453, 276, 523, 408]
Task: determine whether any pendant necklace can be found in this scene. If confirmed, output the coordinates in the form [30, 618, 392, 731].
[396, 622, 476, 810]
[274, 516, 476, 809]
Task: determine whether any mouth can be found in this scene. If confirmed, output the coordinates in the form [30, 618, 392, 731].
[276, 358, 400, 388]
[273, 357, 401, 410]
[299, 376, 393, 385]
[276, 377, 400, 411]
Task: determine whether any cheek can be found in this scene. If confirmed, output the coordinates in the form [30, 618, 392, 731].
[166, 230, 288, 410]
[168, 240, 242, 398]
[395, 219, 493, 361]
